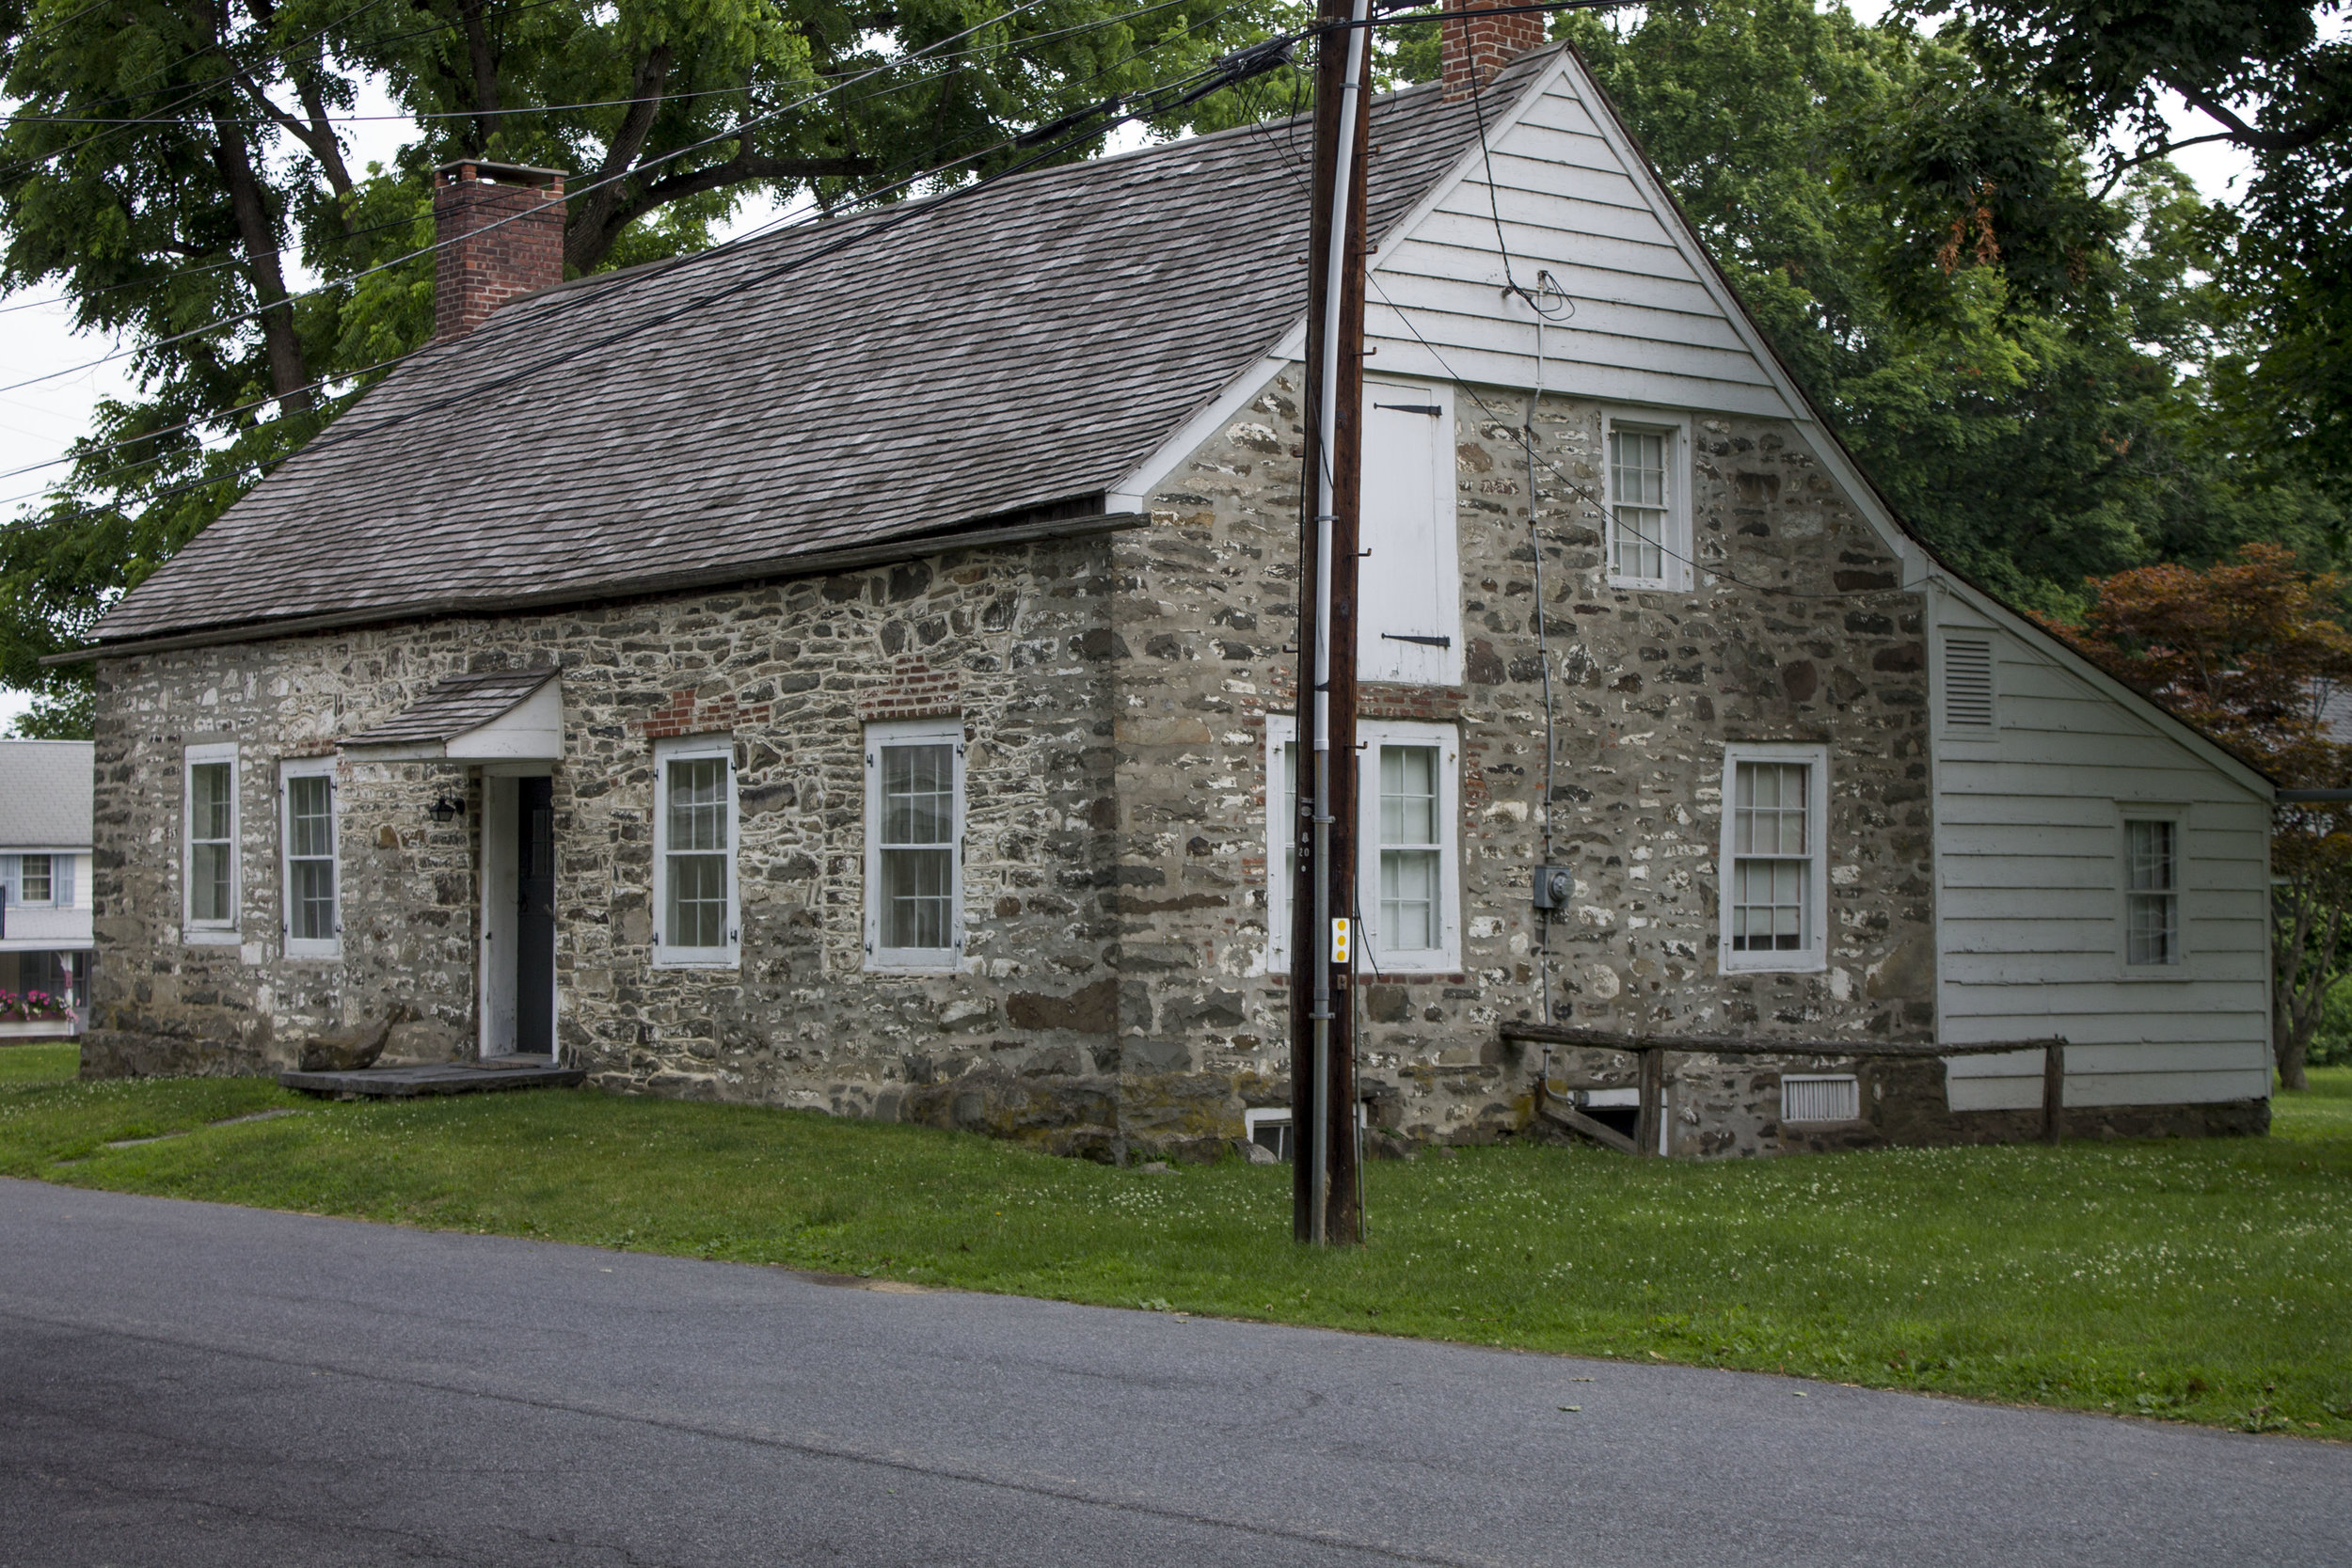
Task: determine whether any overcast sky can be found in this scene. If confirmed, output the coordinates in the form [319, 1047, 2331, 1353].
[0, 5, 2265, 731]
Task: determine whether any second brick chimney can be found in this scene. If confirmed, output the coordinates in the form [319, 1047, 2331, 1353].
[433, 161, 567, 341]
[1440, 0, 1548, 101]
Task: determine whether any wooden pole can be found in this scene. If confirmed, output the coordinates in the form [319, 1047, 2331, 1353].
[1292, 0, 1370, 1245]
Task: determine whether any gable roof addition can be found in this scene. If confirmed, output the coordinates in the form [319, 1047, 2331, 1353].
[345, 667, 562, 759]
[90, 60, 1549, 650]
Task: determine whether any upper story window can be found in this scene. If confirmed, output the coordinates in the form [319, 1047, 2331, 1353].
[183, 742, 239, 942]
[653, 736, 739, 967]
[280, 760, 340, 958]
[1358, 381, 1461, 687]
[17, 855, 51, 905]
[2124, 816, 2182, 966]
[866, 719, 962, 971]
[1718, 743, 1829, 973]
[1605, 412, 1692, 592]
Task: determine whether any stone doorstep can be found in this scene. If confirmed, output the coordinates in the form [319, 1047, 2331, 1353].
[278, 1059, 587, 1100]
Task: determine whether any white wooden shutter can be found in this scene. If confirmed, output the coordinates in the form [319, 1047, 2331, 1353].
[1358, 384, 1458, 686]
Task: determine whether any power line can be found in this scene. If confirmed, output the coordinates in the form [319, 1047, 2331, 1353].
[3, 12, 1277, 517]
[0, 0, 1084, 400]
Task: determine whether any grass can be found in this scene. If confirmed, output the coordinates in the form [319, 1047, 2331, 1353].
[3, 1039, 2346, 1438]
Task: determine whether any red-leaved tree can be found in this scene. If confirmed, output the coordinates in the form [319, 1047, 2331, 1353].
[2056, 544, 2352, 1089]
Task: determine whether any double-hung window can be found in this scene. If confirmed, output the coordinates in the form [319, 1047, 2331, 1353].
[653, 736, 739, 966]
[1359, 721, 1460, 972]
[1265, 718, 1460, 973]
[1718, 743, 1829, 972]
[2124, 816, 2182, 967]
[865, 720, 962, 970]
[280, 760, 340, 958]
[1605, 413, 1691, 592]
[183, 742, 240, 942]
[17, 856, 51, 905]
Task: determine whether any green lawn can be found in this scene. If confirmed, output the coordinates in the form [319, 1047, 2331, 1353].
[4, 1038, 2346, 1437]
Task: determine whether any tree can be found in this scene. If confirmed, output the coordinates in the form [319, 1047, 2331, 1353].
[0, 0, 1295, 733]
[1543, 0, 2342, 613]
[1917, 0, 2352, 491]
[2058, 544, 2352, 1089]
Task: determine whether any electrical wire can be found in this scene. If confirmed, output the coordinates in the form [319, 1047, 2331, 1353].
[3, 13, 1280, 519]
[0, 0, 1081, 399]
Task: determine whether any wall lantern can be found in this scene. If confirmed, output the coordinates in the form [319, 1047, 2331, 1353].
[428, 795, 466, 825]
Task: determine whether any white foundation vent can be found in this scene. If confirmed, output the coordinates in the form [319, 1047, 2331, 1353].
[1781, 1074, 1860, 1124]
[1945, 638, 1995, 727]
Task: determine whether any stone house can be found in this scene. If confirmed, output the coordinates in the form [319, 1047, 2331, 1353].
[65, 28, 2276, 1157]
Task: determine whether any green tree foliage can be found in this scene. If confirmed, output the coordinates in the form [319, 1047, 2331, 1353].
[1922, 0, 2352, 483]
[0, 0, 1296, 733]
[1544, 0, 2342, 612]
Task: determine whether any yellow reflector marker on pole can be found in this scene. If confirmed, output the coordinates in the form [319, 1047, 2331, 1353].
[1330, 917, 1351, 965]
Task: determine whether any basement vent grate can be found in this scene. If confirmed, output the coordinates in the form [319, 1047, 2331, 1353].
[1945, 638, 1995, 727]
[1781, 1074, 1860, 1124]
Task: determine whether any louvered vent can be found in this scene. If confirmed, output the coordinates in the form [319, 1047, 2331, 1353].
[1781, 1074, 1860, 1124]
[1945, 638, 1995, 727]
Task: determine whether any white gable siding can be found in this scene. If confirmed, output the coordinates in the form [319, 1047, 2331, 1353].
[1931, 589, 2273, 1110]
[1365, 67, 1798, 419]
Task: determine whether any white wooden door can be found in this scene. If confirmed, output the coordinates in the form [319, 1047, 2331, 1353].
[1358, 383, 1459, 686]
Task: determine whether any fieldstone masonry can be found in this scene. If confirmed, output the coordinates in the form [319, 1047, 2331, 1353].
[84, 367, 2060, 1159]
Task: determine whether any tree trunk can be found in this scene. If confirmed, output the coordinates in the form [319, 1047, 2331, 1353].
[209, 114, 312, 411]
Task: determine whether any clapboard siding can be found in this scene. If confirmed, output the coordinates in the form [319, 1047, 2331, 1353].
[1931, 594, 2272, 1109]
[1367, 71, 1799, 419]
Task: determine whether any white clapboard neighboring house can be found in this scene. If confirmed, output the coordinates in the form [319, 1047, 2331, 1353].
[59, 19, 2278, 1155]
[0, 740, 94, 1038]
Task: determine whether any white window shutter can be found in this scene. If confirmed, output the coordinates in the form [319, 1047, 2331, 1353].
[53, 854, 74, 908]
[1359, 392, 1450, 685]
[0, 855, 17, 904]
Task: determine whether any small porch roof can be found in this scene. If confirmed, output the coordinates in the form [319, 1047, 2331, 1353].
[343, 669, 561, 761]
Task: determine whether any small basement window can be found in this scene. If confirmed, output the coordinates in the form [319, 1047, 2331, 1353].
[1242, 1105, 1368, 1163]
[1781, 1074, 1860, 1124]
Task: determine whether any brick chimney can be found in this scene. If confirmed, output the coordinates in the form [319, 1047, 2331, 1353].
[1440, 0, 1548, 101]
[432, 161, 567, 341]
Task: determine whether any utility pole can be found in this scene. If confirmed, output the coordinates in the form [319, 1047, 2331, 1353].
[1290, 0, 1372, 1247]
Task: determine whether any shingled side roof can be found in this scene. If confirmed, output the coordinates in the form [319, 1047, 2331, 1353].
[91, 55, 1557, 649]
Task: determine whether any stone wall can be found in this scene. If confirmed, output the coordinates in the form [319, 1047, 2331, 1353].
[86, 535, 1128, 1153]
[1105, 368, 1938, 1149]
[87, 364, 2006, 1159]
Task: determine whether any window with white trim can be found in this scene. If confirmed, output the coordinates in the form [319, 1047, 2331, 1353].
[865, 719, 963, 970]
[17, 855, 51, 906]
[1264, 716, 1300, 969]
[652, 736, 739, 967]
[280, 759, 340, 958]
[2124, 816, 2182, 966]
[183, 743, 239, 941]
[1605, 413, 1691, 591]
[1359, 721, 1460, 972]
[1718, 743, 1829, 972]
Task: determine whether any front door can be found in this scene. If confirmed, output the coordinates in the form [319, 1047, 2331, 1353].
[516, 777, 555, 1056]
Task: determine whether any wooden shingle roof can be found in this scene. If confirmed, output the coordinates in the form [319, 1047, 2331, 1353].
[93, 57, 1555, 649]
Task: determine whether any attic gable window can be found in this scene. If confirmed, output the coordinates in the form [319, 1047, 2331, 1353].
[866, 720, 963, 972]
[652, 736, 739, 968]
[183, 743, 240, 943]
[1718, 743, 1829, 973]
[1605, 413, 1692, 592]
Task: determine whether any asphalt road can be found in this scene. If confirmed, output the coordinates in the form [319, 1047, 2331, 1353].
[1, 1178, 2344, 1567]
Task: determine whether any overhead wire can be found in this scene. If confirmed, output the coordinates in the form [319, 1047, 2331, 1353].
[3, 6, 1279, 517]
[0, 0, 1083, 398]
